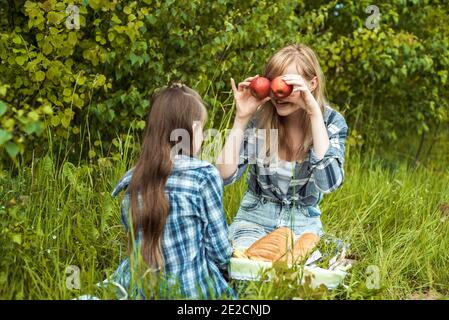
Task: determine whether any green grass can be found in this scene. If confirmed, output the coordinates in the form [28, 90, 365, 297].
[1, 138, 448, 299]
[1, 88, 449, 300]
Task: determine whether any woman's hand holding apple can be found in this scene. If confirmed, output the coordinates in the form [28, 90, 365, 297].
[231, 76, 271, 126]
[281, 74, 321, 116]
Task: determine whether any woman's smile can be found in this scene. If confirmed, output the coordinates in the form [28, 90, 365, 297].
[273, 99, 291, 108]
[273, 99, 301, 116]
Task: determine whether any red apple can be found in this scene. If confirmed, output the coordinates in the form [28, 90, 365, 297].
[271, 76, 293, 99]
[249, 77, 271, 100]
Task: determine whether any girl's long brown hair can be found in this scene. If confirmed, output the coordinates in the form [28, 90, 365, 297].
[127, 83, 207, 268]
[257, 44, 328, 161]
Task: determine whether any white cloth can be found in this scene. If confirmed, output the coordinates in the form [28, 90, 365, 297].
[276, 159, 295, 194]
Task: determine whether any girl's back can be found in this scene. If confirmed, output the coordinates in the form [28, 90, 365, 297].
[112, 155, 233, 299]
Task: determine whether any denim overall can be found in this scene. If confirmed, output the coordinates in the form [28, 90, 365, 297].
[229, 190, 324, 249]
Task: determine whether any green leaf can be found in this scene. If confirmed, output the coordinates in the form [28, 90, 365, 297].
[225, 21, 234, 32]
[41, 103, 53, 115]
[0, 129, 12, 146]
[111, 14, 122, 24]
[0, 85, 7, 96]
[24, 121, 44, 135]
[0, 101, 7, 117]
[136, 120, 146, 129]
[11, 233, 22, 245]
[129, 53, 139, 66]
[24, 122, 38, 134]
[15, 56, 27, 66]
[77, 76, 86, 85]
[73, 94, 84, 108]
[42, 41, 53, 55]
[61, 114, 72, 128]
[50, 115, 60, 126]
[12, 35, 22, 44]
[35, 71, 46, 82]
[47, 11, 65, 25]
[28, 110, 39, 121]
[108, 32, 116, 42]
[88, 149, 96, 158]
[67, 32, 78, 46]
[128, 14, 136, 22]
[63, 88, 72, 97]
[146, 15, 157, 25]
[46, 66, 60, 80]
[94, 74, 106, 87]
[5, 141, 19, 158]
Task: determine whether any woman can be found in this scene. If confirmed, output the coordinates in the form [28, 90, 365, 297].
[216, 44, 349, 249]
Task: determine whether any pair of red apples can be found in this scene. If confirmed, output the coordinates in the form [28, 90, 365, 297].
[249, 76, 293, 100]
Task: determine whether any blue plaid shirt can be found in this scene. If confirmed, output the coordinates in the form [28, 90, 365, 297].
[111, 155, 234, 299]
[224, 105, 349, 216]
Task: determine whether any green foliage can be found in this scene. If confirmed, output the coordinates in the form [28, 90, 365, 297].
[0, 0, 448, 166]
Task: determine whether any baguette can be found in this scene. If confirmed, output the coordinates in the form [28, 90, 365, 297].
[245, 227, 294, 262]
[232, 248, 248, 259]
[281, 232, 320, 264]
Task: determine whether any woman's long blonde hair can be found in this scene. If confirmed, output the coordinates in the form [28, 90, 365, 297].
[257, 44, 328, 162]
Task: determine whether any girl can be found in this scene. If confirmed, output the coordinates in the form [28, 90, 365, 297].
[110, 83, 234, 299]
[216, 44, 349, 250]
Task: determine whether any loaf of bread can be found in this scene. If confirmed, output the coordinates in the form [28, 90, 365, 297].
[281, 232, 320, 264]
[245, 227, 295, 262]
[232, 248, 248, 259]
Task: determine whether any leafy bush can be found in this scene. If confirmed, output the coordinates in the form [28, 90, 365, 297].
[0, 0, 448, 166]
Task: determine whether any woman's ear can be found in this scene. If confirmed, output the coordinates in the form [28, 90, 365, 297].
[309, 76, 318, 92]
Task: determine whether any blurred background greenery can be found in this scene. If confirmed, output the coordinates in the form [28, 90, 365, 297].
[1, 0, 448, 170]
